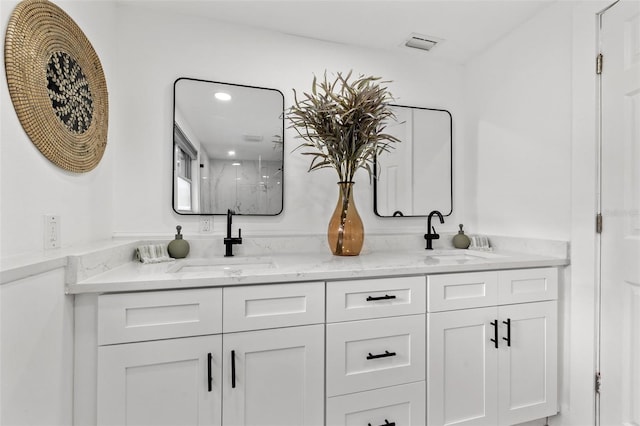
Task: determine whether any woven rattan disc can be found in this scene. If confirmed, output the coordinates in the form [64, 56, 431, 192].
[4, 0, 108, 173]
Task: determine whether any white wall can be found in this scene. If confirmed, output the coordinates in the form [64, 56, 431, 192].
[111, 4, 466, 241]
[464, 2, 573, 241]
[0, 0, 118, 257]
[0, 2, 117, 424]
[0, 268, 74, 425]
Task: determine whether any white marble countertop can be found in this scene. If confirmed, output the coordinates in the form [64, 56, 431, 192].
[66, 248, 569, 294]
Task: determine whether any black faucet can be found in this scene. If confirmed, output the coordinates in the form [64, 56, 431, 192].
[424, 210, 445, 250]
[224, 209, 242, 257]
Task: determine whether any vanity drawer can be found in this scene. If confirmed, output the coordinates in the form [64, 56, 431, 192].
[326, 314, 425, 397]
[98, 288, 222, 345]
[326, 276, 426, 322]
[223, 282, 324, 332]
[427, 271, 498, 312]
[326, 381, 426, 426]
[498, 267, 558, 304]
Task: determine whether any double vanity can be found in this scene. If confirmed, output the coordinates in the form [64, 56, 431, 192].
[69, 241, 567, 426]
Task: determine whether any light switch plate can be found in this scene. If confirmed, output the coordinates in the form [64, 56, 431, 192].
[44, 214, 60, 249]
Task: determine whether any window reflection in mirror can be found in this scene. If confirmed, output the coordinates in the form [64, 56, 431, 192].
[374, 105, 452, 217]
[173, 78, 284, 215]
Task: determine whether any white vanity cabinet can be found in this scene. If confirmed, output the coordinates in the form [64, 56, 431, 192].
[79, 283, 325, 426]
[426, 268, 558, 426]
[73, 260, 562, 426]
[325, 276, 427, 426]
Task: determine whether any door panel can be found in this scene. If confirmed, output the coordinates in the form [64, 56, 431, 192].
[427, 307, 498, 426]
[97, 335, 222, 426]
[600, 1, 640, 424]
[222, 325, 324, 426]
[498, 301, 558, 425]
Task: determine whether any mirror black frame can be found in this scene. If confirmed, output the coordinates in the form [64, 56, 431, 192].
[373, 104, 453, 217]
[172, 77, 285, 216]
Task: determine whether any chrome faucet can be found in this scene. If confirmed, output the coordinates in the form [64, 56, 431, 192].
[424, 210, 445, 250]
[224, 209, 242, 257]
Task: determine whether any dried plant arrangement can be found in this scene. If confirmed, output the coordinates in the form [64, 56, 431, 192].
[288, 71, 399, 183]
[288, 71, 399, 255]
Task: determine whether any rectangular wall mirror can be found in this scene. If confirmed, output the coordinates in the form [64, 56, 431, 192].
[173, 78, 284, 215]
[374, 105, 452, 217]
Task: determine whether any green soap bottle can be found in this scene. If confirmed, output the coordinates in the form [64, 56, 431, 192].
[452, 224, 471, 249]
[168, 225, 190, 259]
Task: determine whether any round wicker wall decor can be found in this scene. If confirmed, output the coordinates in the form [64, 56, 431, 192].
[4, 0, 108, 173]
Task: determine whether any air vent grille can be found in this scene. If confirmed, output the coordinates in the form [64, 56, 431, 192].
[405, 35, 439, 51]
[242, 134, 263, 142]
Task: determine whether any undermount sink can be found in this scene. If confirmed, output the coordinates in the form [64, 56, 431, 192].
[168, 257, 275, 273]
[425, 250, 503, 263]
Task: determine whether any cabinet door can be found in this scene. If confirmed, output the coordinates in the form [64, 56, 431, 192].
[498, 301, 558, 425]
[97, 335, 222, 426]
[428, 307, 499, 425]
[222, 324, 324, 426]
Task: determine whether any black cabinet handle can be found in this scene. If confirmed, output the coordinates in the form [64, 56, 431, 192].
[231, 350, 236, 389]
[366, 294, 397, 301]
[503, 318, 511, 347]
[207, 352, 213, 392]
[490, 320, 499, 349]
[368, 420, 396, 426]
[366, 350, 397, 360]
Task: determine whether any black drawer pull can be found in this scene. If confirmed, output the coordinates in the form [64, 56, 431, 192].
[503, 318, 511, 347]
[368, 420, 395, 426]
[231, 350, 236, 388]
[207, 352, 213, 392]
[366, 350, 397, 360]
[490, 320, 499, 349]
[366, 294, 397, 301]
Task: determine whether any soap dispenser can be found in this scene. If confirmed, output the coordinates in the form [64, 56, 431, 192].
[168, 225, 190, 259]
[452, 224, 471, 249]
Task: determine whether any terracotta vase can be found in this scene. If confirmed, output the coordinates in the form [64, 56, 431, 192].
[328, 182, 364, 256]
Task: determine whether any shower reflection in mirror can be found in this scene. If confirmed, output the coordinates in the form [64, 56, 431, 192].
[173, 78, 284, 215]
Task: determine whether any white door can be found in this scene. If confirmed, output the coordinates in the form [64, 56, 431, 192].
[222, 324, 324, 426]
[599, 1, 640, 424]
[97, 335, 222, 426]
[427, 307, 499, 426]
[498, 301, 558, 425]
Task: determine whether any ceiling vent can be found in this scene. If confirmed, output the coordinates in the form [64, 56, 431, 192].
[242, 134, 263, 142]
[404, 34, 441, 52]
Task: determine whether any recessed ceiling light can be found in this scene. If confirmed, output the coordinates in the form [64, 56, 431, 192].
[228, 150, 236, 156]
[215, 92, 231, 101]
[232, 162, 241, 166]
